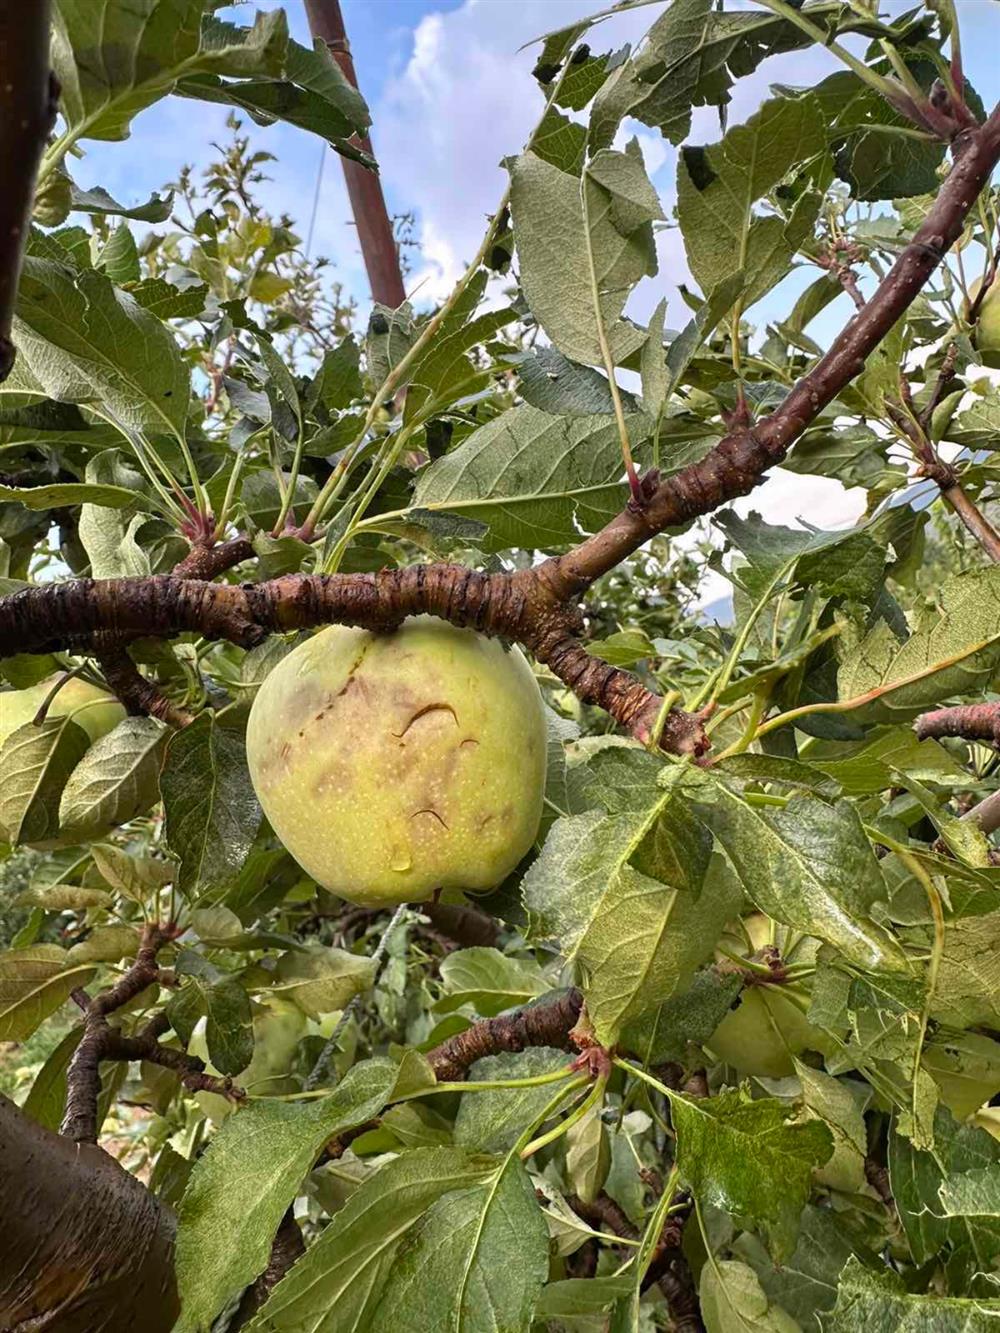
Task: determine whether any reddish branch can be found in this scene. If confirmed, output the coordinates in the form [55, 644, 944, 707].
[172, 535, 255, 580]
[93, 634, 194, 726]
[0, 0, 58, 382]
[61, 923, 241, 1144]
[915, 701, 1000, 745]
[888, 373, 1000, 565]
[569, 1190, 702, 1331]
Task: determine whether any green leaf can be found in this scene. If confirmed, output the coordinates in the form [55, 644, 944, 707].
[670, 1086, 832, 1262]
[509, 148, 654, 366]
[589, 0, 817, 150]
[700, 1259, 801, 1333]
[815, 71, 947, 202]
[91, 843, 174, 904]
[14, 257, 190, 438]
[97, 223, 140, 284]
[368, 1149, 549, 1333]
[822, 1256, 1000, 1330]
[176, 32, 370, 155]
[0, 716, 91, 846]
[516, 344, 636, 417]
[269, 944, 374, 1018]
[204, 975, 253, 1077]
[305, 336, 362, 416]
[245, 1148, 495, 1333]
[687, 777, 906, 973]
[70, 184, 174, 222]
[0, 480, 141, 511]
[717, 509, 888, 605]
[405, 297, 517, 422]
[59, 716, 168, 841]
[933, 907, 1000, 1030]
[837, 568, 1000, 723]
[51, 0, 206, 144]
[22, 1024, 82, 1130]
[174, 1057, 398, 1332]
[735, 1204, 862, 1329]
[535, 1276, 634, 1319]
[795, 1060, 867, 1194]
[67, 923, 139, 963]
[807, 726, 977, 796]
[18, 883, 111, 911]
[435, 947, 547, 1017]
[525, 759, 740, 1045]
[889, 1107, 1000, 1287]
[677, 95, 827, 311]
[566, 1103, 610, 1204]
[619, 965, 744, 1064]
[160, 713, 261, 900]
[127, 277, 209, 319]
[0, 944, 95, 1041]
[939, 1164, 1000, 1220]
[454, 1048, 573, 1155]
[413, 403, 655, 552]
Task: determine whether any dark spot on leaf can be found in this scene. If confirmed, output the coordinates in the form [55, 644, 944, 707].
[681, 145, 716, 192]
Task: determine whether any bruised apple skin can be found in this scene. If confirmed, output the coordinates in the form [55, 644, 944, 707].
[0, 675, 124, 749]
[246, 616, 547, 906]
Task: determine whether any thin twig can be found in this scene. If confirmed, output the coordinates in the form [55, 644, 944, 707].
[304, 900, 409, 1090]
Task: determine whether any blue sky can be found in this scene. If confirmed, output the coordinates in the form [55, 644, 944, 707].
[74, 0, 1000, 576]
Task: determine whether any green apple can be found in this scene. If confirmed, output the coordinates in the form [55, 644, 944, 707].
[971, 276, 1000, 368]
[246, 616, 547, 906]
[0, 675, 124, 750]
[708, 913, 835, 1078]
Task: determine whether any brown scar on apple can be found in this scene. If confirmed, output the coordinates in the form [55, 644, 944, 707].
[392, 702, 458, 739]
[411, 808, 449, 830]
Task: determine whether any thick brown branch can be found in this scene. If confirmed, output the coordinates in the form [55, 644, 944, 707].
[1, 113, 998, 759]
[0, 1095, 179, 1331]
[172, 535, 255, 580]
[544, 105, 1000, 596]
[61, 924, 173, 1143]
[231, 1208, 305, 1330]
[0, 565, 708, 752]
[93, 634, 194, 727]
[0, 1, 58, 382]
[426, 987, 583, 1081]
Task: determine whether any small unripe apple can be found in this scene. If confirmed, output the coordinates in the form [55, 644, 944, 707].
[246, 617, 547, 906]
[971, 276, 1000, 368]
[0, 675, 124, 749]
[709, 914, 835, 1078]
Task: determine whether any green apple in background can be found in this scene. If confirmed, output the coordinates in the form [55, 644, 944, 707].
[708, 913, 836, 1078]
[0, 674, 124, 749]
[246, 617, 547, 907]
[971, 275, 1000, 367]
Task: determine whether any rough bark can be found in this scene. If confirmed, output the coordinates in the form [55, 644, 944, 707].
[426, 987, 584, 1081]
[0, 1095, 179, 1332]
[0, 0, 58, 382]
